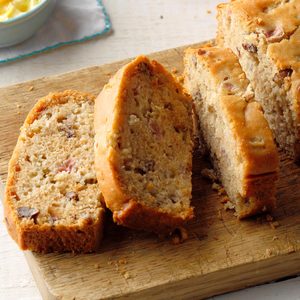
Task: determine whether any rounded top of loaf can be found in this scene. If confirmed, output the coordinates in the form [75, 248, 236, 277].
[185, 45, 250, 96]
[217, 0, 300, 140]
[218, 0, 300, 37]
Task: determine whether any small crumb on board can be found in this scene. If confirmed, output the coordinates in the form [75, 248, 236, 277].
[270, 221, 280, 230]
[265, 248, 272, 257]
[201, 168, 218, 182]
[122, 271, 131, 279]
[171, 227, 188, 245]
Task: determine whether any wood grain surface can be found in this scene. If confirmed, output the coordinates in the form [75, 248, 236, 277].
[0, 43, 299, 300]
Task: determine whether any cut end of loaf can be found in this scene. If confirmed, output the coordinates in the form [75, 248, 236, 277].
[184, 45, 278, 219]
[95, 56, 194, 233]
[4, 90, 105, 253]
[217, 0, 300, 160]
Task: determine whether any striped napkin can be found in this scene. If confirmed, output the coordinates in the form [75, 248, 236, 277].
[0, 0, 111, 64]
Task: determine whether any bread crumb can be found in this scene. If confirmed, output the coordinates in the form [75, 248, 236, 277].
[212, 182, 221, 191]
[94, 263, 101, 269]
[114, 261, 120, 271]
[218, 209, 223, 220]
[123, 271, 131, 279]
[266, 214, 273, 222]
[171, 227, 188, 245]
[207, 10, 212, 14]
[221, 196, 229, 204]
[212, 182, 227, 196]
[201, 168, 217, 182]
[118, 258, 127, 265]
[265, 248, 272, 256]
[218, 187, 226, 196]
[28, 86, 34, 92]
[224, 200, 235, 211]
[272, 236, 278, 241]
[270, 221, 280, 229]
[160, 15, 164, 19]
[287, 245, 296, 254]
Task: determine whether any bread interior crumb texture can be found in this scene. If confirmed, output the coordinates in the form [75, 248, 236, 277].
[113, 62, 193, 217]
[184, 50, 255, 213]
[218, 3, 299, 157]
[13, 95, 102, 227]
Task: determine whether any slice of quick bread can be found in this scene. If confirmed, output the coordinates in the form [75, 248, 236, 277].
[94, 56, 194, 234]
[217, 0, 300, 159]
[4, 90, 105, 253]
[184, 46, 279, 218]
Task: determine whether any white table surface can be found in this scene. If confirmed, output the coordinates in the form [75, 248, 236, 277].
[0, 1, 299, 299]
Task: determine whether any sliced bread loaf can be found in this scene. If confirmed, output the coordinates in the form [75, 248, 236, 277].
[217, 0, 300, 159]
[94, 56, 194, 234]
[184, 46, 279, 218]
[4, 90, 105, 253]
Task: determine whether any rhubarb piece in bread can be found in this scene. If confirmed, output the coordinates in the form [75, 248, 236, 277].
[94, 56, 194, 234]
[4, 91, 105, 253]
[217, 0, 300, 159]
[184, 46, 279, 218]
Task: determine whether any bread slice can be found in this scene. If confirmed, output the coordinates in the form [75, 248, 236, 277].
[217, 0, 300, 159]
[184, 45, 279, 218]
[4, 90, 105, 253]
[94, 56, 194, 234]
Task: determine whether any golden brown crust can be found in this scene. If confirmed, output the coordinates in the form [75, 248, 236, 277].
[218, 0, 300, 35]
[221, 96, 279, 176]
[185, 46, 279, 176]
[113, 200, 193, 234]
[94, 56, 194, 234]
[185, 46, 250, 93]
[4, 90, 105, 253]
[217, 1, 300, 68]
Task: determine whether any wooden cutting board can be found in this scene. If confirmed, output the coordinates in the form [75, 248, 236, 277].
[0, 42, 299, 300]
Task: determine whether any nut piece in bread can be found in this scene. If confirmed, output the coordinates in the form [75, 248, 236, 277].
[217, 0, 300, 159]
[94, 56, 194, 234]
[4, 90, 105, 253]
[184, 45, 279, 218]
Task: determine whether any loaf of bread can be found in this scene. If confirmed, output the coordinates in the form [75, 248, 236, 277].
[184, 45, 279, 218]
[217, 0, 300, 159]
[4, 90, 105, 253]
[94, 56, 194, 234]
